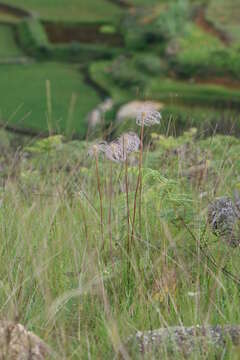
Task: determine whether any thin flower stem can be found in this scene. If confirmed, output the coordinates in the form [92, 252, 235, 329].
[94, 152, 104, 250]
[139, 121, 144, 236]
[131, 118, 144, 245]
[108, 161, 114, 266]
[125, 154, 131, 271]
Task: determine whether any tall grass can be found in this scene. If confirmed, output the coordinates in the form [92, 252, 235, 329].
[0, 128, 240, 358]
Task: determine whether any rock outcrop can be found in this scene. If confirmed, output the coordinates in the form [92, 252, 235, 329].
[87, 98, 113, 129]
[126, 325, 240, 357]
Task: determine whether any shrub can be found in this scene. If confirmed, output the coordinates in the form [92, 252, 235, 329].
[99, 25, 116, 34]
[134, 53, 167, 76]
[48, 42, 120, 62]
[170, 24, 240, 78]
[151, 0, 191, 41]
[108, 56, 147, 89]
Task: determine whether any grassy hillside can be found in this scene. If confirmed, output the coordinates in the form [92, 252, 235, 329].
[0, 130, 240, 358]
[0, 63, 101, 137]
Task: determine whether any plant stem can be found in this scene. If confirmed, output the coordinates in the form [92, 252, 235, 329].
[138, 121, 144, 236]
[131, 119, 144, 245]
[94, 152, 104, 250]
[108, 161, 113, 266]
[125, 154, 131, 273]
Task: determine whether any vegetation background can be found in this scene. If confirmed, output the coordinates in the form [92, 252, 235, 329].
[0, 0, 240, 358]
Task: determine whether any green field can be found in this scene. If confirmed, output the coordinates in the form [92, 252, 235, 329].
[0, 63, 101, 137]
[148, 77, 240, 106]
[3, 0, 124, 22]
[0, 24, 24, 59]
[90, 60, 240, 109]
[0, 0, 240, 136]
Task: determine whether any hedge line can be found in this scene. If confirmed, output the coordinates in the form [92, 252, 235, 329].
[17, 18, 122, 62]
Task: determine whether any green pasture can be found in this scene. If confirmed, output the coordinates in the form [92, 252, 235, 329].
[90, 61, 132, 102]
[0, 24, 24, 59]
[90, 60, 240, 109]
[3, 0, 124, 22]
[0, 62, 101, 137]
[148, 77, 240, 107]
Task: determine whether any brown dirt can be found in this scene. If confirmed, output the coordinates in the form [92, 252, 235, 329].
[44, 22, 123, 46]
[195, 76, 240, 90]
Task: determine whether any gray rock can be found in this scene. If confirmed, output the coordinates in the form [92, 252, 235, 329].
[125, 325, 240, 357]
[87, 98, 113, 129]
[208, 196, 240, 247]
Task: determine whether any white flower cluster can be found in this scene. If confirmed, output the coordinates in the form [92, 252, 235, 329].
[88, 132, 140, 163]
[136, 108, 161, 127]
[88, 108, 161, 163]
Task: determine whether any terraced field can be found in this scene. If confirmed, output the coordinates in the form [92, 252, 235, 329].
[0, 0, 240, 137]
[2, 0, 124, 22]
[0, 63, 101, 137]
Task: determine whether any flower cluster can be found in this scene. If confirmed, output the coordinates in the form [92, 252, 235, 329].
[88, 132, 140, 163]
[105, 132, 141, 163]
[88, 108, 161, 163]
[136, 108, 161, 127]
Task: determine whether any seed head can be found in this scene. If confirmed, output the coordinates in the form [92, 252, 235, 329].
[105, 132, 140, 163]
[136, 108, 161, 127]
[105, 142, 126, 163]
[119, 132, 140, 153]
[88, 141, 107, 157]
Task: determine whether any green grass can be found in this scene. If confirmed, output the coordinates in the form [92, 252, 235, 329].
[0, 62, 101, 137]
[90, 60, 240, 111]
[90, 61, 133, 102]
[206, 0, 240, 44]
[0, 24, 24, 59]
[169, 24, 240, 79]
[174, 24, 224, 74]
[0, 130, 240, 358]
[148, 77, 240, 107]
[3, 0, 124, 22]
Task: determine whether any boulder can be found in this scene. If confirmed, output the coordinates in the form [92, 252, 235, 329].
[0, 321, 53, 359]
[125, 325, 240, 357]
[87, 98, 114, 129]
